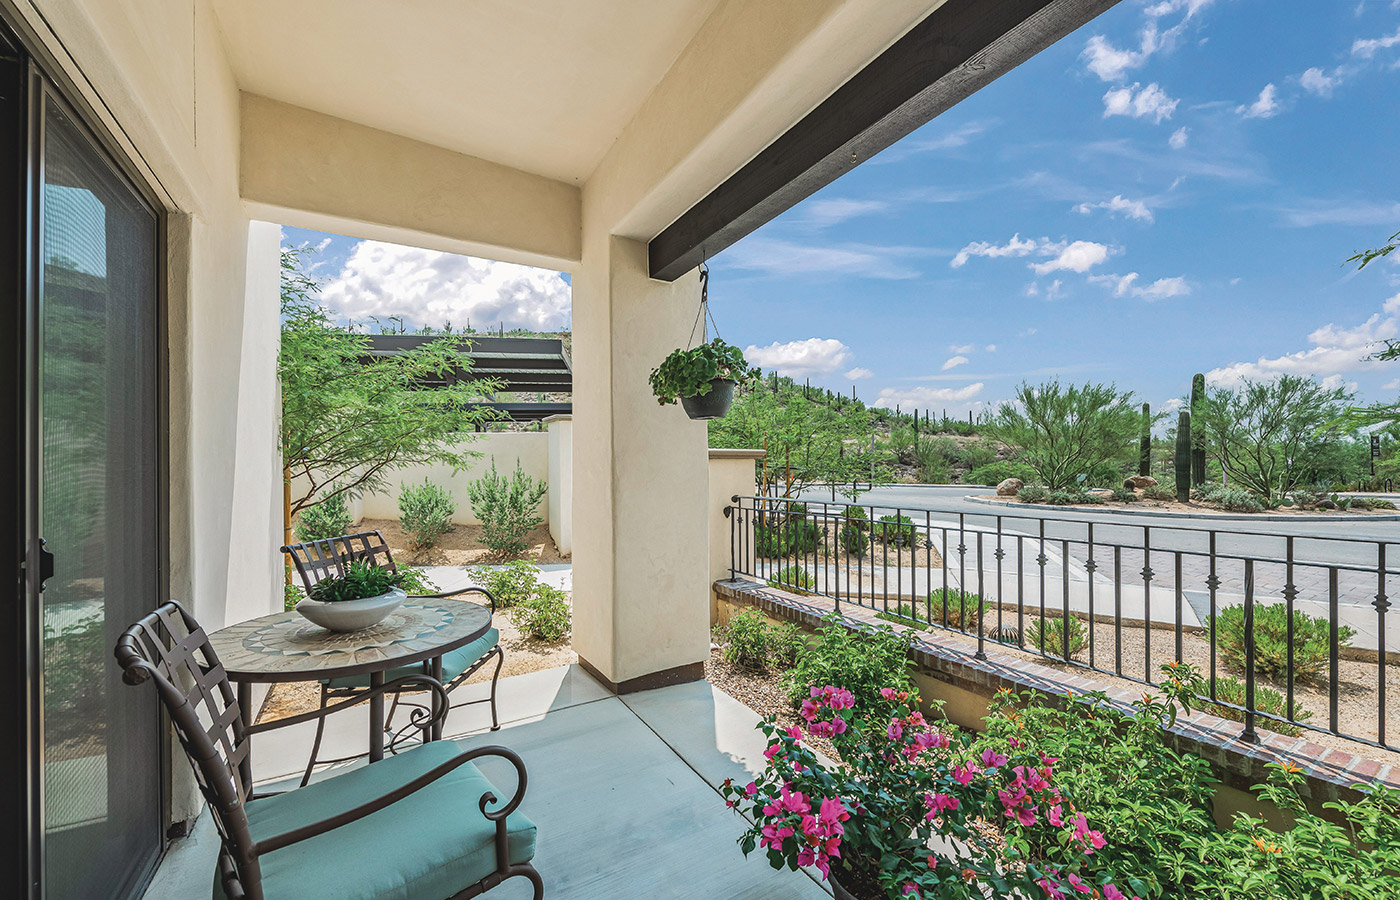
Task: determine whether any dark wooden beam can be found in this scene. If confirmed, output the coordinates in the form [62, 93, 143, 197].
[648, 0, 1120, 281]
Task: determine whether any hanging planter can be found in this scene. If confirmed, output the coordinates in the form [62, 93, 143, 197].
[648, 265, 753, 420]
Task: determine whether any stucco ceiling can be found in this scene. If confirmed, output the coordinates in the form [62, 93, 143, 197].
[210, 0, 724, 185]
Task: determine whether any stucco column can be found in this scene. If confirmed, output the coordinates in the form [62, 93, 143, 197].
[571, 234, 709, 692]
[708, 449, 763, 624]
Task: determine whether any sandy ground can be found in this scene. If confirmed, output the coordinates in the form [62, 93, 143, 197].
[256, 583, 575, 724]
[359, 518, 570, 567]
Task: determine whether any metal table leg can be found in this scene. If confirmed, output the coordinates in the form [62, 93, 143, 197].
[237, 680, 254, 787]
[369, 669, 385, 763]
[430, 656, 445, 742]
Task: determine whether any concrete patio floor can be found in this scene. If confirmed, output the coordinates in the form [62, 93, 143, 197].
[143, 665, 831, 899]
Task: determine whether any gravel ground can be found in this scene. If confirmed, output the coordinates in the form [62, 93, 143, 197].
[358, 518, 568, 566]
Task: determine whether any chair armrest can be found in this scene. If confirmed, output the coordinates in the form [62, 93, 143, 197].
[252, 745, 528, 856]
[245, 674, 449, 736]
[410, 585, 496, 613]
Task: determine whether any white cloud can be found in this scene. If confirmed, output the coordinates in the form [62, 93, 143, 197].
[1277, 200, 1400, 228]
[1237, 83, 1279, 119]
[1300, 66, 1338, 97]
[985, 344, 998, 353]
[1169, 126, 1189, 149]
[1102, 83, 1179, 123]
[941, 355, 970, 371]
[802, 198, 889, 228]
[1074, 194, 1154, 222]
[1018, 327, 1039, 338]
[1089, 272, 1191, 301]
[948, 343, 976, 354]
[951, 233, 1041, 267]
[744, 338, 851, 377]
[1383, 378, 1400, 391]
[1082, 34, 1153, 82]
[874, 383, 985, 410]
[1045, 280, 1065, 300]
[1206, 295, 1400, 387]
[722, 237, 923, 280]
[1353, 26, 1400, 59]
[318, 240, 571, 331]
[1161, 397, 1184, 414]
[1031, 241, 1112, 275]
[845, 367, 874, 380]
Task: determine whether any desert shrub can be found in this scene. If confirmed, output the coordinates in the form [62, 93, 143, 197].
[1077, 490, 1105, 504]
[879, 589, 981, 631]
[512, 584, 571, 641]
[1192, 482, 1226, 503]
[1110, 486, 1139, 503]
[1360, 497, 1397, 510]
[1027, 614, 1089, 660]
[398, 479, 456, 550]
[1212, 604, 1353, 682]
[469, 560, 539, 609]
[767, 564, 814, 595]
[843, 505, 869, 530]
[754, 522, 785, 558]
[1214, 488, 1264, 513]
[1045, 489, 1079, 506]
[839, 523, 869, 558]
[756, 515, 821, 558]
[716, 606, 803, 670]
[785, 614, 913, 710]
[958, 439, 999, 471]
[1202, 675, 1311, 737]
[294, 491, 353, 542]
[1143, 483, 1177, 501]
[768, 621, 805, 669]
[465, 460, 548, 556]
[1017, 483, 1049, 503]
[875, 514, 917, 547]
[967, 460, 1037, 486]
[913, 440, 952, 484]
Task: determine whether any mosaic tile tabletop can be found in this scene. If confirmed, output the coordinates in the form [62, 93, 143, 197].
[207, 599, 492, 682]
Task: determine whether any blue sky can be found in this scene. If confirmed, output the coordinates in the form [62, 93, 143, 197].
[285, 0, 1400, 421]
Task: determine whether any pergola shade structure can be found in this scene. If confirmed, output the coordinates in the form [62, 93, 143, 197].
[364, 335, 573, 420]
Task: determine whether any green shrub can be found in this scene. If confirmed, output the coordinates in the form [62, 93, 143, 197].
[875, 514, 917, 547]
[1027, 614, 1089, 660]
[295, 491, 353, 542]
[767, 564, 814, 595]
[398, 479, 456, 550]
[465, 460, 548, 556]
[1360, 497, 1397, 510]
[843, 505, 869, 530]
[785, 614, 913, 710]
[1143, 483, 1177, 501]
[768, 621, 805, 669]
[1045, 489, 1079, 506]
[1077, 490, 1105, 505]
[717, 606, 801, 670]
[469, 560, 539, 609]
[512, 584, 571, 642]
[877, 589, 981, 631]
[839, 523, 869, 558]
[1202, 675, 1311, 737]
[1017, 484, 1049, 503]
[1215, 488, 1264, 513]
[755, 516, 821, 558]
[1110, 486, 1139, 503]
[1212, 603, 1353, 682]
[284, 581, 303, 611]
[912, 440, 951, 484]
[967, 460, 1037, 487]
[1192, 482, 1226, 503]
[957, 439, 999, 471]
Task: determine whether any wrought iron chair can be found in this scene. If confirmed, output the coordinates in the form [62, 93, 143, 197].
[282, 531, 504, 785]
[115, 601, 543, 900]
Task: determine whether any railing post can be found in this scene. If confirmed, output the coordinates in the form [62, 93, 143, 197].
[1142, 525, 1154, 682]
[1206, 531, 1219, 701]
[1242, 559, 1259, 744]
[975, 532, 986, 659]
[1377, 542, 1389, 748]
[1329, 566, 1339, 734]
[1086, 523, 1096, 670]
[995, 516, 1006, 644]
[1284, 535, 1296, 724]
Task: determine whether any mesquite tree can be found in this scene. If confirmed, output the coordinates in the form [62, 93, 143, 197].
[280, 247, 500, 520]
[986, 381, 1139, 490]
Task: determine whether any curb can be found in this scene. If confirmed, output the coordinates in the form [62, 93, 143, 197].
[963, 494, 1400, 522]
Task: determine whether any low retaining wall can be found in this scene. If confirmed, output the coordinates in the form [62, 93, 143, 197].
[712, 578, 1399, 823]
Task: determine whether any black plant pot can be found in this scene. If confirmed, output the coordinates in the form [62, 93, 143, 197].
[679, 377, 736, 420]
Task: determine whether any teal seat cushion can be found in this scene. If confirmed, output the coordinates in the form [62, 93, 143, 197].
[325, 627, 499, 692]
[215, 740, 535, 900]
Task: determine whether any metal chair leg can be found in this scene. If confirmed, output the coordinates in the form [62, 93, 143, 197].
[488, 646, 503, 732]
[300, 686, 331, 788]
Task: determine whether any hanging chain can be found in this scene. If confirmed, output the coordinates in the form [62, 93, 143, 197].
[686, 262, 723, 349]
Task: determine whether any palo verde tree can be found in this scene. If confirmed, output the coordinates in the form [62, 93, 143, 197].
[1194, 374, 1354, 502]
[1332, 227, 1400, 431]
[279, 246, 500, 522]
[985, 380, 1140, 490]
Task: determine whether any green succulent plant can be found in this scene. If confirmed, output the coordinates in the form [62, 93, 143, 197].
[648, 338, 753, 405]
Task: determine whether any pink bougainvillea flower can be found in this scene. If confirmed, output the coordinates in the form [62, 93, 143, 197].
[785, 725, 803, 741]
[744, 781, 758, 797]
[799, 699, 820, 722]
[1037, 874, 1066, 900]
[1047, 803, 1064, 827]
[887, 719, 904, 742]
[980, 748, 1008, 769]
[1007, 804, 1037, 826]
[924, 792, 960, 818]
[796, 848, 815, 868]
[763, 744, 783, 762]
[1103, 885, 1141, 900]
[880, 687, 898, 701]
[818, 796, 850, 828]
[997, 786, 1028, 809]
[953, 764, 978, 785]
[902, 884, 921, 897]
[926, 854, 939, 869]
[831, 716, 848, 735]
[1008, 736, 1022, 749]
[1041, 753, 1060, 767]
[1066, 873, 1093, 894]
[829, 688, 855, 709]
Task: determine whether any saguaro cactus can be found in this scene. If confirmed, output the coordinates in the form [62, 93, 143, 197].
[1175, 411, 1192, 503]
[1190, 373, 1206, 486]
[1139, 402, 1151, 476]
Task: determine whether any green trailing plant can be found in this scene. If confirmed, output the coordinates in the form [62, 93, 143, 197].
[512, 583, 571, 641]
[875, 514, 916, 547]
[1027, 614, 1089, 660]
[1202, 675, 1311, 737]
[294, 490, 355, 543]
[465, 460, 548, 556]
[767, 564, 814, 595]
[469, 560, 540, 609]
[1212, 604, 1354, 682]
[397, 478, 456, 550]
[1017, 483, 1050, 503]
[1174, 411, 1192, 503]
[785, 614, 913, 710]
[648, 338, 753, 405]
[967, 460, 1036, 486]
[1139, 401, 1151, 476]
[306, 560, 412, 603]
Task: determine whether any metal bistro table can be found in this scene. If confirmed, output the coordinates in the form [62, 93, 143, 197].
[208, 597, 492, 773]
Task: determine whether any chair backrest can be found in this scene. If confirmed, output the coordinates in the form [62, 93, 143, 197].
[281, 530, 398, 594]
[115, 602, 264, 899]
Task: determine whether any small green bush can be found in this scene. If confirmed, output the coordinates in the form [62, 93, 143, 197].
[767, 564, 814, 595]
[1077, 490, 1105, 505]
[878, 589, 981, 631]
[876, 514, 917, 547]
[1143, 483, 1177, 501]
[785, 614, 913, 710]
[755, 516, 821, 558]
[1017, 484, 1049, 503]
[469, 560, 539, 609]
[512, 583, 571, 641]
[295, 491, 353, 542]
[398, 479, 456, 550]
[967, 460, 1037, 487]
[768, 621, 805, 669]
[1213, 604, 1353, 682]
[839, 523, 869, 558]
[1203, 675, 1311, 737]
[1360, 497, 1397, 510]
[843, 505, 869, 530]
[1027, 615, 1089, 660]
[1215, 488, 1264, 513]
[1045, 489, 1079, 506]
[465, 460, 548, 556]
[957, 440, 999, 471]
[1110, 486, 1139, 503]
[716, 606, 801, 670]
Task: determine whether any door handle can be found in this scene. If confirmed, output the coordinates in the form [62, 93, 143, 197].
[37, 539, 53, 592]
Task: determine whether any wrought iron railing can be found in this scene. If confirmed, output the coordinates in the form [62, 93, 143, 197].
[725, 494, 1399, 753]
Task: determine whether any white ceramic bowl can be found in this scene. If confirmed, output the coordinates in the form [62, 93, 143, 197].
[295, 588, 407, 632]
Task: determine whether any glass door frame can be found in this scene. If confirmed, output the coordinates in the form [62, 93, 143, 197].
[0, 13, 171, 900]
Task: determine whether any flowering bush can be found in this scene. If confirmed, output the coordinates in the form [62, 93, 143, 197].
[720, 684, 1140, 900]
